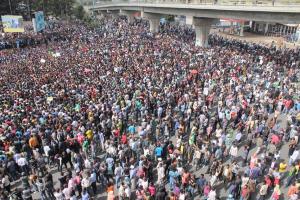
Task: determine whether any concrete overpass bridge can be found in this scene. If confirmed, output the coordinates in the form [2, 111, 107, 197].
[89, 0, 300, 46]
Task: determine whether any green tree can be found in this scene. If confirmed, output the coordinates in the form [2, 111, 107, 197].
[30, 0, 75, 16]
[166, 15, 175, 22]
[0, 0, 24, 15]
[73, 4, 85, 20]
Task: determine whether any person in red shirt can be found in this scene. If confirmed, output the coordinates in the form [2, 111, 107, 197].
[265, 175, 273, 188]
[284, 99, 293, 113]
[287, 182, 298, 198]
[241, 184, 250, 200]
[182, 169, 190, 188]
[148, 182, 156, 197]
[3, 141, 10, 152]
[114, 129, 120, 138]
[121, 134, 127, 144]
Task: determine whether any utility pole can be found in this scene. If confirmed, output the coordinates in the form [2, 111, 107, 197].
[43, 0, 46, 15]
[93, 0, 96, 17]
[27, 0, 32, 20]
[8, 0, 12, 14]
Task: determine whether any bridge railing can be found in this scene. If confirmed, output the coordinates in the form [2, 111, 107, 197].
[94, 0, 300, 6]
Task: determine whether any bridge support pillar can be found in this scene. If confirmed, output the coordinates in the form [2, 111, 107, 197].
[128, 15, 135, 23]
[193, 18, 216, 47]
[149, 17, 160, 32]
[264, 23, 269, 35]
[240, 22, 244, 37]
[142, 12, 162, 33]
[186, 15, 194, 27]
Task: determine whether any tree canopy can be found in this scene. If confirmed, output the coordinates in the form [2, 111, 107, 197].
[0, 0, 76, 17]
[0, 0, 23, 15]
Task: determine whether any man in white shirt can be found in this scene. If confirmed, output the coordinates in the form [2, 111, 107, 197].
[289, 193, 298, 200]
[17, 155, 29, 174]
[289, 149, 299, 166]
[235, 132, 242, 142]
[118, 183, 125, 199]
[138, 176, 149, 190]
[90, 171, 97, 195]
[241, 175, 249, 188]
[143, 146, 150, 157]
[115, 163, 123, 188]
[2, 175, 10, 193]
[99, 131, 105, 151]
[13, 153, 21, 163]
[54, 189, 64, 200]
[179, 191, 186, 200]
[259, 183, 268, 200]
[124, 184, 131, 199]
[157, 162, 165, 185]
[84, 158, 91, 169]
[193, 149, 201, 171]
[107, 144, 116, 155]
[43, 144, 51, 165]
[17, 156, 27, 167]
[229, 144, 238, 162]
[81, 175, 91, 195]
[207, 188, 216, 200]
[62, 186, 71, 199]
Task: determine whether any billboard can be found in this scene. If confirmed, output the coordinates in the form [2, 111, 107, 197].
[1, 15, 24, 33]
[34, 11, 45, 32]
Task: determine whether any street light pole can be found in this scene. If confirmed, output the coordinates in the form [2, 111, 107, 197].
[8, 0, 12, 14]
[27, 0, 32, 20]
[43, 0, 46, 15]
[93, 0, 96, 17]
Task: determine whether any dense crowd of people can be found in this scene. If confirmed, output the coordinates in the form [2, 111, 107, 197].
[0, 21, 71, 50]
[0, 15, 300, 200]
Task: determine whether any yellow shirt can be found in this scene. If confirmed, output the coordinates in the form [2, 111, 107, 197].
[88, 112, 94, 122]
[296, 113, 300, 121]
[296, 165, 300, 173]
[279, 163, 287, 173]
[86, 130, 93, 140]
[180, 145, 184, 154]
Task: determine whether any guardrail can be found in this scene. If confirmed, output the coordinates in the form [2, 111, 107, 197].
[93, 0, 300, 6]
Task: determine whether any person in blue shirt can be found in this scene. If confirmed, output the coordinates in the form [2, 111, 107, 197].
[81, 188, 89, 200]
[169, 168, 179, 188]
[155, 145, 163, 161]
[128, 124, 136, 134]
[294, 101, 300, 111]
[196, 174, 207, 196]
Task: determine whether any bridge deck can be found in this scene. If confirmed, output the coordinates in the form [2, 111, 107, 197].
[88, 1, 300, 23]
[90, 1, 300, 12]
